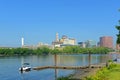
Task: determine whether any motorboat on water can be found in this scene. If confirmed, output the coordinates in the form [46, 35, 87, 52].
[19, 66, 31, 71]
[19, 63, 31, 71]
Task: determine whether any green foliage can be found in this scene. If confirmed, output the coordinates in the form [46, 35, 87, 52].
[107, 62, 117, 70]
[63, 46, 111, 54]
[85, 68, 109, 80]
[51, 48, 61, 54]
[57, 77, 69, 80]
[116, 34, 120, 44]
[116, 25, 120, 44]
[0, 48, 34, 56]
[0, 46, 111, 56]
[34, 47, 50, 55]
[85, 63, 119, 80]
[116, 26, 120, 31]
[58, 63, 119, 80]
[63, 46, 78, 53]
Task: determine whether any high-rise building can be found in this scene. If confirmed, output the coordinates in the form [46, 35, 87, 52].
[56, 32, 59, 42]
[100, 36, 113, 49]
[52, 33, 63, 48]
[21, 37, 24, 47]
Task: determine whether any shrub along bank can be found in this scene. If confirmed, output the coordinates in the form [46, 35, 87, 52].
[0, 46, 112, 56]
[85, 62, 120, 80]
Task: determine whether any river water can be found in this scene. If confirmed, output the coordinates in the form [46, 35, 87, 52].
[0, 54, 108, 80]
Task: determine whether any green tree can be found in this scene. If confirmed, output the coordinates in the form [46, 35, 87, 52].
[51, 48, 61, 54]
[36, 47, 50, 55]
[41, 47, 50, 54]
[116, 26, 120, 44]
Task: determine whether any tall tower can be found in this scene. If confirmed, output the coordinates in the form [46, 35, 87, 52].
[56, 33, 59, 42]
[21, 37, 24, 47]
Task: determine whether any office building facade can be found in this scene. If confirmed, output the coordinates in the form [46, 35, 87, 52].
[100, 36, 113, 49]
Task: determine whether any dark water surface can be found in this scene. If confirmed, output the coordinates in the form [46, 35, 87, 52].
[0, 54, 108, 80]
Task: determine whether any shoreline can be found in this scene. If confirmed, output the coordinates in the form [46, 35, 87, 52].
[70, 68, 100, 80]
[58, 67, 102, 80]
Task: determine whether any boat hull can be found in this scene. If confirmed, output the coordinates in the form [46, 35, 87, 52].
[19, 67, 31, 71]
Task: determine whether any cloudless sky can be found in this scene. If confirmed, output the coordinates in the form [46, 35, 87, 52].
[0, 0, 120, 47]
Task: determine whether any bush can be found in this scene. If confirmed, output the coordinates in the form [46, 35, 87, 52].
[107, 62, 117, 70]
[57, 76, 69, 80]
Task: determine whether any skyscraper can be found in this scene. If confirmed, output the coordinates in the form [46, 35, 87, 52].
[21, 37, 24, 47]
[100, 36, 113, 49]
[52, 33, 62, 48]
[56, 33, 59, 42]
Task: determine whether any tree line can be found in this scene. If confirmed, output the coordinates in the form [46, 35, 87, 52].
[0, 46, 112, 56]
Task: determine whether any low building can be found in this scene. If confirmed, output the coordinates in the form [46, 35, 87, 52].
[60, 35, 76, 45]
[86, 40, 97, 48]
[52, 41, 63, 48]
[78, 42, 86, 48]
[52, 33, 76, 48]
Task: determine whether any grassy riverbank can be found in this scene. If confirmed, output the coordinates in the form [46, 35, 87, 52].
[58, 62, 120, 80]
[107, 65, 120, 80]
[85, 63, 120, 80]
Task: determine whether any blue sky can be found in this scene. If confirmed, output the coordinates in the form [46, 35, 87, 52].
[0, 0, 120, 47]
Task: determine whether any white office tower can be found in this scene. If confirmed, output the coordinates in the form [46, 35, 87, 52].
[56, 33, 59, 42]
[21, 37, 24, 47]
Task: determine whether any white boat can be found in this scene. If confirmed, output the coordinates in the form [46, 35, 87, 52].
[19, 61, 31, 71]
[19, 66, 31, 71]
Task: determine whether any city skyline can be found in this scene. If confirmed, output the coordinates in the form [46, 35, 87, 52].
[0, 0, 120, 47]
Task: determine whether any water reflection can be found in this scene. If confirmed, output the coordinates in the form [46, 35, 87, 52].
[0, 54, 108, 80]
[54, 54, 57, 80]
[53, 54, 108, 80]
[20, 71, 29, 80]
